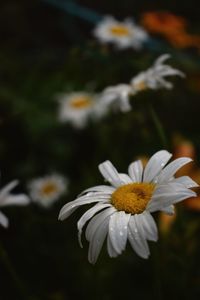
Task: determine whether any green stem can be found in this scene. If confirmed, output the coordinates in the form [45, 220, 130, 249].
[149, 105, 168, 149]
[0, 242, 31, 299]
[151, 245, 163, 300]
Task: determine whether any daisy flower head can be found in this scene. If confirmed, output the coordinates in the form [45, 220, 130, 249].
[100, 84, 132, 112]
[59, 150, 198, 264]
[130, 54, 185, 92]
[28, 174, 68, 208]
[58, 92, 102, 129]
[93, 16, 148, 50]
[0, 180, 30, 228]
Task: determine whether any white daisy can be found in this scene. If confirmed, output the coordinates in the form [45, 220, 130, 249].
[100, 84, 133, 112]
[93, 16, 148, 50]
[0, 180, 30, 228]
[130, 54, 185, 92]
[59, 150, 197, 264]
[58, 92, 103, 129]
[28, 174, 68, 208]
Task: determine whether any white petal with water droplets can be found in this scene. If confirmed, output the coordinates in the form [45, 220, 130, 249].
[88, 214, 111, 264]
[108, 211, 130, 255]
[128, 160, 143, 182]
[128, 216, 150, 259]
[137, 211, 158, 241]
[85, 207, 116, 242]
[98, 160, 122, 187]
[77, 202, 111, 247]
[147, 183, 196, 212]
[143, 150, 172, 182]
[59, 193, 110, 221]
[79, 185, 115, 196]
[107, 233, 119, 258]
[172, 176, 198, 188]
[157, 157, 192, 184]
[118, 173, 133, 184]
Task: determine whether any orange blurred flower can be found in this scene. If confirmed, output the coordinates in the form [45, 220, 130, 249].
[141, 11, 187, 36]
[159, 211, 176, 235]
[168, 32, 200, 49]
[141, 11, 200, 49]
[173, 136, 200, 211]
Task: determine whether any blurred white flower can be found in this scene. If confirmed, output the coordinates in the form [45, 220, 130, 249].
[59, 150, 197, 264]
[28, 174, 68, 208]
[93, 16, 148, 50]
[0, 180, 30, 228]
[100, 84, 132, 112]
[131, 54, 185, 92]
[58, 92, 106, 129]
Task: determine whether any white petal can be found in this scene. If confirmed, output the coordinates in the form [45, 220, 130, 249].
[0, 180, 19, 200]
[147, 183, 196, 212]
[157, 157, 193, 184]
[85, 207, 116, 242]
[143, 150, 172, 182]
[0, 195, 30, 207]
[128, 216, 150, 259]
[154, 54, 171, 67]
[156, 77, 173, 89]
[58, 193, 110, 221]
[0, 211, 9, 228]
[158, 68, 185, 78]
[128, 160, 143, 182]
[107, 234, 119, 258]
[172, 176, 198, 188]
[77, 203, 111, 247]
[88, 214, 110, 264]
[119, 96, 132, 112]
[80, 185, 115, 196]
[137, 211, 158, 241]
[118, 173, 133, 184]
[98, 160, 122, 187]
[160, 205, 175, 215]
[108, 211, 130, 255]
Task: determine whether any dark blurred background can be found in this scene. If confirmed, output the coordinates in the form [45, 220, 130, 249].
[0, 1, 200, 300]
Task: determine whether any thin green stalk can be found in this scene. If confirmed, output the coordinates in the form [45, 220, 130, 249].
[0, 242, 31, 299]
[149, 105, 168, 149]
[151, 245, 163, 300]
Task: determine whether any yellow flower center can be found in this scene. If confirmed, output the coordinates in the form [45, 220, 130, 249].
[40, 182, 58, 196]
[134, 81, 147, 91]
[111, 183, 155, 214]
[110, 25, 130, 37]
[70, 96, 93, 109]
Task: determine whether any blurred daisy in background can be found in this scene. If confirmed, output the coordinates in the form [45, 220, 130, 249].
[59, 150, 197, 264]
[131, 54, 185, 92]
[93, 16, 148, 50]
[0, 180, 30, 228]
[28, 174, 68, 208]
[58, 92, 106, 129]
[100, 84, 133, 112]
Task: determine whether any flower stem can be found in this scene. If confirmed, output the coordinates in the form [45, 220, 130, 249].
[149, 105, 168, 149]
[151, 245, 163, 300]
[0, 242, 33, 299]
